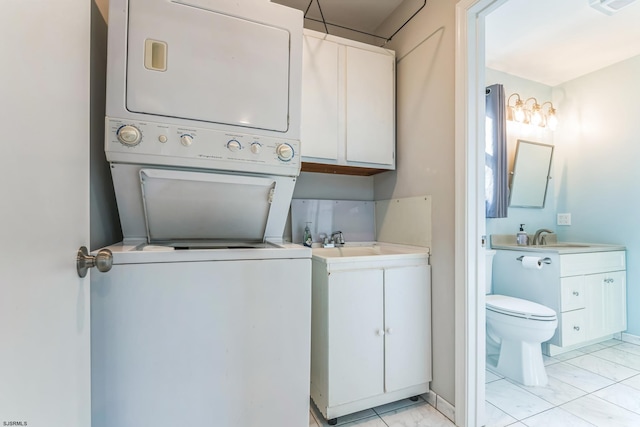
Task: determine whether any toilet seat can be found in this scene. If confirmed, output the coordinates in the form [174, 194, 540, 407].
[487, 294, 556, 321]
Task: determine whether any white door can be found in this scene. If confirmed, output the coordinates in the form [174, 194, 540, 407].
[384, 265, 431, 392]
[328, 269, 384, 406]
[0, 2, 91, 427]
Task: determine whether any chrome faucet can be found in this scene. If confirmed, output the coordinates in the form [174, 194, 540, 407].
[331, 231, 345, 246]
[533, 229, 554, 245]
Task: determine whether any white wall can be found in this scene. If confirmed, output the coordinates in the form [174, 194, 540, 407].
[293, 172, 374, 200]
[485, 69, 557, 240]
[374, 0, 457, 404]
[552, 54, 640, 336]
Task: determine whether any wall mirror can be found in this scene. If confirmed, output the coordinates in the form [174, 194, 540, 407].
[509, 140, 554, 208]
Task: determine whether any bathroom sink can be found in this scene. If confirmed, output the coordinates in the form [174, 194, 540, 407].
[531, 243, 591, 248]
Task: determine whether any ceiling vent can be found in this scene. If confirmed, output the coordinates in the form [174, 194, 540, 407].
[589, 0, 638, 15]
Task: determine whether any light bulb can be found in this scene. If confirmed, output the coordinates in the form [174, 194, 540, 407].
[514, 101, 525, 122]
[531, 109, 542, 126]
[547, 112, 558, 130]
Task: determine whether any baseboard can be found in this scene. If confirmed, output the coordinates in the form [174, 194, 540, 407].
[421, 390, 455, 422]
[621, 332, 640, 345]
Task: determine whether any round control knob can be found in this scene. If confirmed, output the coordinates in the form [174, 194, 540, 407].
[180, 134, 193, 147]
[227, 140, 241, 152]
[117, 125, 141, 146]
[276, 143, 294, 161]
[250, 142, 262, 154]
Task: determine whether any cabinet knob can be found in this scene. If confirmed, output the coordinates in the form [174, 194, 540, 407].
[604, 278, 615, 284]
[574, 326, 581, 331]
[573, 291, 580, 296]
[386, 327, 393, 335]
[376, 329, 385, 337]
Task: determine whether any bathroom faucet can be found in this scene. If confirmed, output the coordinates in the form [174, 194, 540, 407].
[331, 231, 345, 246]
[533, 229, 554, 245]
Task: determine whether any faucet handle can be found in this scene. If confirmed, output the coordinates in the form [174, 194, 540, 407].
[331, 231, 345, 245]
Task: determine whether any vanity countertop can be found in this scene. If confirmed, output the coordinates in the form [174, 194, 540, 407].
[490, 234, 625, 254]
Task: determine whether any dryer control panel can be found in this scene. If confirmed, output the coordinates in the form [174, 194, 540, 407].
[105, 117, 301, 177]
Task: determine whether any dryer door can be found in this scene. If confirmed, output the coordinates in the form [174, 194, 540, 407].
[126, 0, 291, 132]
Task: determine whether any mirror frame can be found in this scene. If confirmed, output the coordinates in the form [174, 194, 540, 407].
[509, 140, 554, 208]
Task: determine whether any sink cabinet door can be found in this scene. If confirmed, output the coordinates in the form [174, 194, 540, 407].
[383, 265, 431, 392]
[584, 270, 627, 340]
[327, 269, 384, 406]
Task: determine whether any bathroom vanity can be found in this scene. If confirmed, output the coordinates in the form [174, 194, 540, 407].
[310, 243, 431, 422]
[491, 236, 626, 356]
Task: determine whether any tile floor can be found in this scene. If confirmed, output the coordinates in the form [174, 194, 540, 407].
[308, 339, 640, 427]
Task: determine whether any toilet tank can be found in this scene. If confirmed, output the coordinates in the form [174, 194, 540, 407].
[485, 249, 496, 294]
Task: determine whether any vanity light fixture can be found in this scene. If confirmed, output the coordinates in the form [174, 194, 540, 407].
[506, 93, 558, 130]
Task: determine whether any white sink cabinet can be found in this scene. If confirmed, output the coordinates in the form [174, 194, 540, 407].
[492, 249, 626, 356]
[310, 246, 430, 421]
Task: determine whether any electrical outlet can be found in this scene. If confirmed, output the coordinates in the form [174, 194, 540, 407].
[557, 213, 572, 226]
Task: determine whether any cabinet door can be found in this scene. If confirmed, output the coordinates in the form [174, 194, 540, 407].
[301, 35, 340, 160]
[345, 46, 395, 166]
[384, 265, 431, 392]
[327, 269, 384, 406]
[585, 271, 627, 340]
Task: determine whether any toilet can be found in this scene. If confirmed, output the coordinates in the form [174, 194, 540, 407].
[485, 250, 558, 386]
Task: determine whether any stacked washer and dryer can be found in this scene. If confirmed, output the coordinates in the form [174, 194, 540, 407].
[91, 1, 310, 426]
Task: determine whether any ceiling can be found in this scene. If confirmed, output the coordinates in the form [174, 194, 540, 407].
[485, 0, 640, 86]
[272, 0, 405, 35]
[273, 0, 640, 87]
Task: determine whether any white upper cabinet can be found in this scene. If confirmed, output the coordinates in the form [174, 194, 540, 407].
[301, 34, 340, 160]
[301, 30, 396, 172]
[345, 46, 395, 166]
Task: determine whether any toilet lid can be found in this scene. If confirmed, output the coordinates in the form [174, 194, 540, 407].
[486, 294, 557, 320]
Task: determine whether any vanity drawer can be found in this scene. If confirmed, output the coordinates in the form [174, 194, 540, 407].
[559, 309, 586, 347]
[560, 251, 626, 276]
[560, 276, 585, 312]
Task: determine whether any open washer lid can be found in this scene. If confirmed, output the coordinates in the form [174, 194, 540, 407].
[139, 168, 286, 244]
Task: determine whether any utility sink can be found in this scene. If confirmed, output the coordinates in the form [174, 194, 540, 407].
[312, 242, 429, 263]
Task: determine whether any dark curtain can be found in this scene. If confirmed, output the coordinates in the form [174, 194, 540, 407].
[485, 84, 508, 218]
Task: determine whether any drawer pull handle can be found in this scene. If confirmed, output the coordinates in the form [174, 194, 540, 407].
[574, 326, 581, 331]
[573, 291, 580, 296]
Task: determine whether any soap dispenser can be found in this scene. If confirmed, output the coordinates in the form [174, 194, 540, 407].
[517, 224, 529, 246]
[303, 222, 313, 247]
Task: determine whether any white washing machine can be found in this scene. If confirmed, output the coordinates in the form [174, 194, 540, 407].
[91, 242, 311, 427]
[92, 1, 310, 426]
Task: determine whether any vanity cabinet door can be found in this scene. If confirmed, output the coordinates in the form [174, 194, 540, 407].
[383, 265, 431, 392]
[584, 270, 627, 340]
[327, 269, 384, 406]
